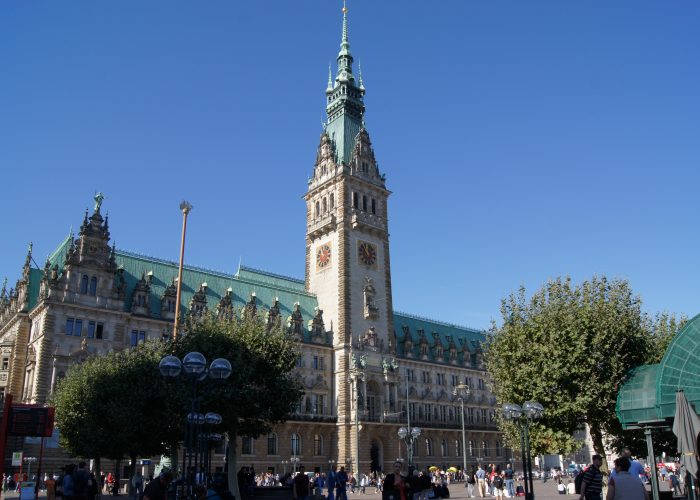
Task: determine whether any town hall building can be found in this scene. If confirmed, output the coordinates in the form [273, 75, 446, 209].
[0, 7, 505, 475]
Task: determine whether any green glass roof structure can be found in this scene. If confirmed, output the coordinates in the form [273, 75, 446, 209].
[616, 313, 700, 429]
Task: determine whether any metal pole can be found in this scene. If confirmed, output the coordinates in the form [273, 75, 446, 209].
[520, 424, 529, 500]
[524, 421, 534, 500]
[645, 429, 660, 500]
[354, 375, 361, 475]
[406, 375, 412, 466]
[173, 201, 192, 340]
[460, 398, 467, 474]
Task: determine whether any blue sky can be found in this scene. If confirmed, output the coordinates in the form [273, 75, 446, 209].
[1, 1, 698, 330]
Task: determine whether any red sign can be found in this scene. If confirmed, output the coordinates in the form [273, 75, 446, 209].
[6, 405, 55, 438]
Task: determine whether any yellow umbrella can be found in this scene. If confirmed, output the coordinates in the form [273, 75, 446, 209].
[447, 467, 458, 473]
[429, 466, 439, 472]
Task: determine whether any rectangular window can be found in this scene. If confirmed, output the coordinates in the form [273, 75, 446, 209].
[296, 355, 303, 368]
[313, 356, 324, 370]
[371, 198, 376, 214]
[131, 330, 147, 346]
[87, 321, 96, 339]
[66, 318, 74, 336]
[481, 409, 488, 423]
[467, 408, 475, 424]
[96, 323, 104, 340]
[1, 358, 8, 370]
[74, 319, 83, 337]
[352, 192, 358, 209]
[241, 437, 253, 455]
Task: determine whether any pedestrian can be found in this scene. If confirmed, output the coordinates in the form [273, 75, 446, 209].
[492, 469, 504, 500]
[142, 471, 173, 500]
[327, 465, 337, 500]
[606, 458, 648, 500]
[383, 462, 407, 500]
[74, 462, 91, 500]
[293, 465, 311, 500]
[46, 474, 57, 500]
[465, 467, 476, 498]
[336, 467, 348, 500]
[579, 455, 604, 500]
[504, 465, 514, 498]
[476, 465, 486, 498]
[63, 464, 76, 500]
[131, 470, 144, 500]
[610, 449, 645, 483]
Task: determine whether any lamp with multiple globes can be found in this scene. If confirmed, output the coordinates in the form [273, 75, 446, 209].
[501, 401, 544, 500]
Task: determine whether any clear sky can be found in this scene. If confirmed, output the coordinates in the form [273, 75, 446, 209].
[1, 1, 699, 330]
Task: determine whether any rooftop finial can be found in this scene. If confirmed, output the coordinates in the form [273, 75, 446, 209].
[358, 60, 364, 89]
[340, 0, 350, 54]
[327, 63, 333, 90]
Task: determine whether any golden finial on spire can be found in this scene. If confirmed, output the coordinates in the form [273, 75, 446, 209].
[342, 0, 347, 14]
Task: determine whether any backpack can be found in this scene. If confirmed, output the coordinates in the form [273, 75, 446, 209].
[574, 468, 589, 495]
[493, 476, 504, 489]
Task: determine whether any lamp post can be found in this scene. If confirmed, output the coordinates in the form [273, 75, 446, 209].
[397, 426, 421, 467]
[453, 384, 471, 474]
[23, 457, 37, 478]
[282, 460, 289, 475]
[350, 361, 366, 475]
[290, 457, 300, 474]
[501, 401, 544, 500]
[159, 353, 232, 496]
[173, 200, 192, 340]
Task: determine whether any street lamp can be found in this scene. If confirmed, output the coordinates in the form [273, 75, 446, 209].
[290, 456, 300, 474]
[282, 460, 289, 475]
[397, 426, 421, 467]
[502, 401, 544, 500]
[173, 200, 193, 340]
[23, 457, 37, 478]
[160, 353, 232, 496]
[453, 384, 471, 474]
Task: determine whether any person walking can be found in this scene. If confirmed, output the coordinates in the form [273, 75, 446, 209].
[606, 458, 648, 500]
[292, 465, 311, 500]
[579, 455, 604, 500]
[327, 465, 337, 500]
[131, 470, 144, 500]
[465, 467, 476, 498]
[335, 467, 348, 500]
[503, 465, 514, 498]
[492, 469, 504, 500]
[382, 462, 407, 500]
[476, 465, 486, 498]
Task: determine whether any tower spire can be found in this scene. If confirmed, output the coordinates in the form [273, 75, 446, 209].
[341, 0, 349, 53]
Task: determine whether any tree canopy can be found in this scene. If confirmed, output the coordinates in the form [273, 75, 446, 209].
[52, 313, 303, 498]
[486, 275, 684, 467]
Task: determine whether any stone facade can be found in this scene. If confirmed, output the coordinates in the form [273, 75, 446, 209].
[0, 7, 506, 477]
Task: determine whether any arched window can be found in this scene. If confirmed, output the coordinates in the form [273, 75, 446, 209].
[330, 193, 335, 209]
[441, 439, 448, 457]
[468, 440, 474, 456]
[455, 439, 462, 457]
[241, 436, 253, 455]
[425, 438, 433, 456]
[495, 441, 502, 457]
[322, 197, 327, 213]
[267, 433, 277, 455]
[89, 276, 97, 296]
[315, 201, 320, 217]
[80, 275, 88, 294]
[482, 441, 489, 457]
[314, 434, 323, 456]
[291, 433, 301, 456]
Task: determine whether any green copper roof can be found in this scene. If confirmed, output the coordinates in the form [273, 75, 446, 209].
[325, 4, 365, 165]
[394, 311, 486, 365]
[115, 250, 320, 339]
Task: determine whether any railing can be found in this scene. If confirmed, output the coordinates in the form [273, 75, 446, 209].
[288, 413, 337, 423]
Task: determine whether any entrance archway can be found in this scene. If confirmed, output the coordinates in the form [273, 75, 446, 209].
[370, 439, 383, 473]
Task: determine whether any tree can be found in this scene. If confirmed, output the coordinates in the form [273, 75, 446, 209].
[486, 276, 654, 471]
[171, 314, 303, 499]
[52, 341, 183, 477]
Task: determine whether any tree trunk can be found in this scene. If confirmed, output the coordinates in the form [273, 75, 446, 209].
[95, 457, 102, 499]
[226, 431, 241, 500]
[129, 454, 137, 497]
[589, 424, 609, 474]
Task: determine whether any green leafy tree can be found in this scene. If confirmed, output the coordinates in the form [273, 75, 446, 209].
[52, 341, 183, 478]
[171, 314, 303, 499]
[486, 276, 654, 471]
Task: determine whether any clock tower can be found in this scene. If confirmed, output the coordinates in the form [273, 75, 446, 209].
[304, 4, 395, 467]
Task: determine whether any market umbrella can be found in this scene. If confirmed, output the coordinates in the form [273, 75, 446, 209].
[672, 390, 700, 476]
[447, 467, 458, 473]
[429, 466, 439, 472]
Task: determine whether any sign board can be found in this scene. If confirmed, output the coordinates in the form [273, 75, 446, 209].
[7, 406, 55, 437]
[11, 452, 23, 467]
[19, 481, 36, 500]
[140, 460, 151, 465]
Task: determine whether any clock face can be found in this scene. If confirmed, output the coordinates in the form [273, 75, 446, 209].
[358, 241, 377, 266]
[316, 243, 332, 270]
